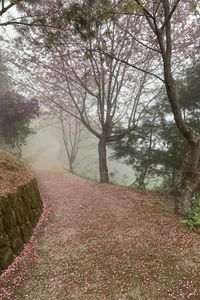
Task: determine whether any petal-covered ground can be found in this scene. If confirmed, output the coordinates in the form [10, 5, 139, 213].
[1, 170, 200, 300]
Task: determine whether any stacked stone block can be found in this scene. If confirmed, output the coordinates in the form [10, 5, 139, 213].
[0, 178, 43, 273]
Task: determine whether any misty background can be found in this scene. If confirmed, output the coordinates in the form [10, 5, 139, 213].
[22, 117, 136, 186]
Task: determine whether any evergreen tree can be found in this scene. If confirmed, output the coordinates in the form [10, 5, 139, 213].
[111, 62, 200, 192]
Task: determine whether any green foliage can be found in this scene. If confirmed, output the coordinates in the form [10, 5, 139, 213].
[65, 0, 145, 37]
[79, 171, 99, 182]
[109, 168, 118, 184]
[182, 197, 200, 230]
[150, 183, 168, 196]
[110, 61, 200, 192]
[123, 0, 144, 13]
[65, 0, 112, 40]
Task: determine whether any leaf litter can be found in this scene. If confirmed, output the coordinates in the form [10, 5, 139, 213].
[1, 170, 200, 300]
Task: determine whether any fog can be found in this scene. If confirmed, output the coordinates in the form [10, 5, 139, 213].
[22, 119, 136, 186]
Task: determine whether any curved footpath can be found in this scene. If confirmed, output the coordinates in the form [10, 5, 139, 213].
[1, 170, 200, 300]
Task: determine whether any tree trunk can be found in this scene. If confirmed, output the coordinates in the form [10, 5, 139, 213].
[152, 0, 200, 214]
[137, 166, 148, 189]
[171, 168, 176, 187]
[162, 44, 200, 214]
[175, 173, 200, 215]
[98, 137, 109, 183]
[174, 144, 200, 215]
[69, 160, 74, 173]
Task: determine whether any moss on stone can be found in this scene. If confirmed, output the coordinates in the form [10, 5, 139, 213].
[0, 151, 43, 272]
[0, 232, 9, 248]
[6, 226, 24, 253]
[20, 223, 32, 243]
[0, 246, 14, 269]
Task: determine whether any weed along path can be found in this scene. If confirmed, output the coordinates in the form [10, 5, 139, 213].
[1, 170, 200, 300]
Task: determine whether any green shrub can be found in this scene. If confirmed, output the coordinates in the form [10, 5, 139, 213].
[150, 182, 168, 196]
[182, 200, 200, 230]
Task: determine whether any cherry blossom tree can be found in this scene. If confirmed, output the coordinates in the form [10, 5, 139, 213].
[7, 0, 200, 207]
[59, 110, 84, 173]
[80, 0, 199, 213]
[0, 0, 62, 29]
[10, 12, 158, 183]
[127, 0, 200, 214]
[42, 93, 86, 173]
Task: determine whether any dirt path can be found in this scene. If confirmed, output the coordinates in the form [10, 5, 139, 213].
[1, 170, 200, 300]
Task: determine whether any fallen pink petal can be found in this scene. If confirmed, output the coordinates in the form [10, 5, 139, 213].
[1, 171, 200, 299]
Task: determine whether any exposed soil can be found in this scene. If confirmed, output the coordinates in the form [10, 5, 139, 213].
[1, 169, 200, 300]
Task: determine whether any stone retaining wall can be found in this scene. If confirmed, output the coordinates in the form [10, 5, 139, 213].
[0, 177, 43, 273]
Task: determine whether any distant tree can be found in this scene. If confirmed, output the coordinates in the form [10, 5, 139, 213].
[59, 110, 84, 173]
[0, 91, 39, 155]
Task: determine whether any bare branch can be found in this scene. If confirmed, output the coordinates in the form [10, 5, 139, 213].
[95, 48, 164, 82]
[0, 0, 21, 17]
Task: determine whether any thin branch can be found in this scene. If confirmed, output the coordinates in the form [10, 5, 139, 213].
[95, 48, 164, 82]
[0, 0, 21, 17]
[114, 20, 160, 53]
[7, 73, 81, 122]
